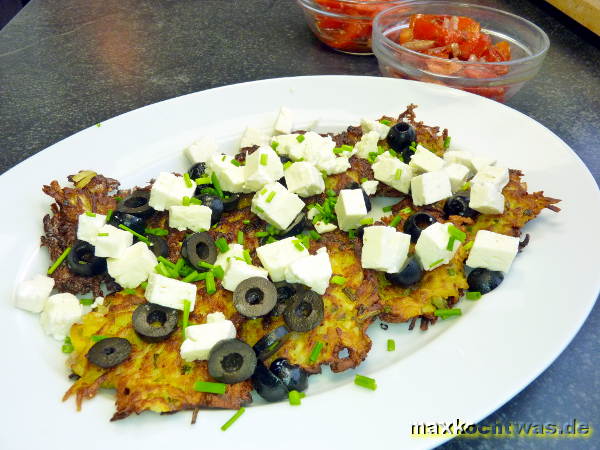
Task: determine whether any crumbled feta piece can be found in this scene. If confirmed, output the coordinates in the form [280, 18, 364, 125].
[307, 207, 318, 221]
[180, 315, 236, 362]
[183, 136, 218, 164]
[443, 163, 472, 192]
[361, 226, 411, 273]
[107, 242, 158, 289]
[471, 156, 497, 172]
[92, 296, 104, 308]
[334, 189, 368, 231]
[300, 132, 337, 167]
[207, 153, 251, 193]
[144, 273, 197, 310]
[240, 127, 270, 148]
[215, 243, 245, 272]
[471, 165, 509, 191]
[77, 213, 107, 245]
[314, 221, 337, 234]
[244, 146, 284, 191]
[271, 133, 304, 157]
[360, 118, 390, 139]
[355, 130, 380, 159]
[285, 247, 332, 295]
[319, 157, 351, 175]
[443, 150, 496, 172]
[466, 230, 519, 273]
[274, 107, 293, 135]
[251, 182, 305, 230]
[361, 180, 379, 196]
[469, 182, 505, 214]
[93, 224, 133, 258]
[15, 274, 55, 313]
[149, 172, 197, 211]
[409, 145, 445, 173]
[415, 222, 461, 271]
[40, 293, 83, 341]
[256, 237, 309, 282]
[410, 171, 452, 206]
[221, 259, 268, 292]
[168, 204, 212, 232]
[284, 161, 325, 197]
[372, 151, 414, 194]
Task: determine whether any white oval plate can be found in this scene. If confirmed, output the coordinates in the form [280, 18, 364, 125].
[1, 76, 598, 450]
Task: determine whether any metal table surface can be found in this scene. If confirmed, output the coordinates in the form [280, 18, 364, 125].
[1, 1, 598, 448]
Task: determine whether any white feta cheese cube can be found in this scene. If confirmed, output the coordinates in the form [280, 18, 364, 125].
[471, 165, 509, 191]
[221, 259, 269, 292]
[409, 145, 445, 173]
[334, 189, 368, 231]
[443, 163, 472, 192]
[40, 293, 83, 340]
[256, 237, 309, 282]
[183, 136, 218, 164]
[93, 224, 133, 258]
[443, 150, 496, 172]
[360, 118, 390, 139]
[319, 157, 351, 175]
[355, 130, 380, 159]
[207, 153, 250, 193]
[372, 151, 414, 194]
[361, 180, 379, 196]
[415, 222, 461, 271]
[301, 132, 337, 169]
[15, 274, 55, 313]
[469, 182, 505, 214]
[240, 127, 270, 149]
[206, 311, 226, 323]
[168, 204, 212, 232]
[180, 316, 236, 362]
[215, 243, 245, 272]
[307, 207, 318, 221]
[361, 226, 411, 273]
[144, 273, 197, 310]
[274, 107, 293, 135]
[77, 213, 107, 245]
[107, 242, 158, 289]
[149, 172, 197, 211]
[466, 230, 519, 273]
[251, 182, 305, 230]
[285, 247, 332, 295]
[411, 171, 452, 206]
[284, 161, 325, 197]
[314, 221, 337, 234]
[471, 155, 497, 172]
[271, 134, 304, 157]
[244, 146, 284, 191]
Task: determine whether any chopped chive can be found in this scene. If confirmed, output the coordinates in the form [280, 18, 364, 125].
[368, 151, 379, 163]
[79, 298, 94, 306]
[460, 182, 471, 191]
[255, 231, 269, 237]
[95, 123, 102, 127]
[331, 275, 347, 285]
[212, 265, 225, 280]
[230, 159, 241, 167]
[260, 153, 268, 166]
[106, 209, 113, 222]
[118, 224, 151, 245]
[360, 217, 374, 226]
[434, 308, 462, 318]
[266, 191, 276, 203]
[444, 136, 451, 149]
[193, 381, 226, 395]
[309, 230, 320, 240]
[327, 189, 336, 197]
[254, 206, 264, 214]
[195, 176, 211, 185]
[215, 237, 230, 253]
[62, 343, 74, 353]
[189, 197, 202, 205]
[333, 147, 344, 155]
[221, 408, 245, 431]
[174, 258, 185, 276]
[243, 250, 252, 265]
[348, 229, 356, 239]
[389, 215, 401, 228]
[122, 288, 137, 295]
[360, 178, 368, 183]
[182, 196, 191, 206]
[400, 207, 413, 215]
[145, 227, 168, 236]
[448, 225, 466, 242]
[97, 232, 109, 237]
[243, 219, 250, 224]
[428, 258, 444, 268]
[193, 272, 208, 282]
[91, 335, 107, 342]
[283, 161, 292, 170]
[289, 390, 302, 406]
[388, 148, 398, 157]
[114, 196, 123, 202]
[380, 119, 392, 126]
[447, 268, 457, 276]
[266, 236, 277, 244]
[198, 261, 215, 270]
[464, 241, 474, 250]
[309, 341, 323, 363]
[211, 172, 224, 198]
[182, 270, 199, 283]
[155, 263, 171, 278]
[222, 155, 227, 161]
[237, 231, 244, 245]
[296, 134, 305, 143]
[85, 211, 96, 217]
[292, 239, 305, 251]
[271, 141, 279, 151]
[446, 236, 456, 251]
[158, 256, 176, 269]
[341, 144, 353, 152]
[47, 247, 71, 275]
[394, 168, 402, 180]
[205, 272, 216, 295]
[466, 291, 482, 300]
[387, 339, 395, 351]
[382, 205, 393, 212]
[183, 173, 193, 188]
[182, 299, 191, 339]
[354, 374, 377, 390]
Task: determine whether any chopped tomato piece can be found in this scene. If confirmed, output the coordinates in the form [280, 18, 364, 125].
[398, 28, 413, 44]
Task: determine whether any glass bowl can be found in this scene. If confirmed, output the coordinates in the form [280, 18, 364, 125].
[372, 2, 550, 102]
[296, 0, 409, 55]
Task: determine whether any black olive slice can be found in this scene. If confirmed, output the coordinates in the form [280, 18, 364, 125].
[147, 235, 169, 258]
[271, 282, 305, 317]
[86, 337, 132, 368]
[188, 162, 207, 180]
[387, 121, 416, 152]
[117, 190, 154, 219]
[270, 358, 309, 392]
[132, 303, 179, 342]
[403, 212, 437, 243]
[108, 211, 145, 235]
[443, 195, 478, 219]
[181, 232, 217, 270]
[233, 277, 277, 318]
[385, 257, 423, 287]
[67, 240, 107, 276]
[467, 268, 504, 294]
[252, 361, 289, 402]
[252, 325, 290, 361]
[277, 212, 308, 239]
[283, 290, 324, 332]
[208, 339, 257, 384]
[221, 193, 240, 212]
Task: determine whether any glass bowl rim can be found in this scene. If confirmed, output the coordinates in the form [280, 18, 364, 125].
[297, 0, 410, 21]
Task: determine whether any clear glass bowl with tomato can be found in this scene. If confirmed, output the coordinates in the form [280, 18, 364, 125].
[372, 2, 549, 102]
[297, 0, 409, 54]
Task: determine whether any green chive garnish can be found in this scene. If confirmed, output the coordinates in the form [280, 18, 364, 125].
[205, 272, 216, 294]
[446, 236, 456, 251]
[198, 261, 215, 270]
[255, 231, 269, 237]
[158, 256, 176, 269]
[348, 229, 356, 239]
[389, 215, 401, 228]
[283, 161, 293, 170]
[400, 207, 413, 215]
[243, 219, 250, 224]
[260, 153, 268, 166]
[122, 288, 137, 295]
[309, 230, 320, 240]
[354, 374, 377, 390]
[309, 341, 323, 363]
[118, 224, 151, 245]
[394, 168, 402, 180]
[464, 241, 474, 250]
[289, 390, 302, 406]
[434, 308, 462, 318]
[211, 172, 224, 198]
[448, 225, 466, 242]
[194, 381, 226, 395]
[254, 206, 264, 214]
[460, 182, 471, 191]
[85, 211, 96, 217]
[382, 205, 393, 212]
[189, 197, 202, 205]
[47, 247, 71, 275]
[237, 231, 244, 245]
[292, 239, 305, 251]
[466, 291, 482, 300]
[271, 141, 279, 151]
[360, 217, 374, 226]
[182, 270, 199, 283]
[79, 298, 94, 306]
[380, 119, 391, 126]
[444, 136, 451, 149]
[183, 173, 193, 188]
[106, 209, 113, 222]
[428, 258, 444, 268]
[296, 134, 305, 143]
[212, 265, 225, 280]
[387, 339, 395, 351]
[114, 196, 123, 202]
[182, 196, 191, 206]
[327, 189, 336, 197]
[221, 408, 245, 431]
[91, 335, 107, 342]
[331, 275, 347, 285]
[195, 176, 211, 185]
[182, 299, 191, 339]
[266, 191, 276, 203]
[215, 237, 230, 253]
[145, 227, 168, 236]
[243, 250, 252, 264]
[97, 232, 109, 237]
[231, 159, 241, 167]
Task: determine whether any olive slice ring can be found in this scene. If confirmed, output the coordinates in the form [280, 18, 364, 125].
[181, 232, 217, 270]
[66, 240, 107, 277]
[283, 290, 324, 332]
